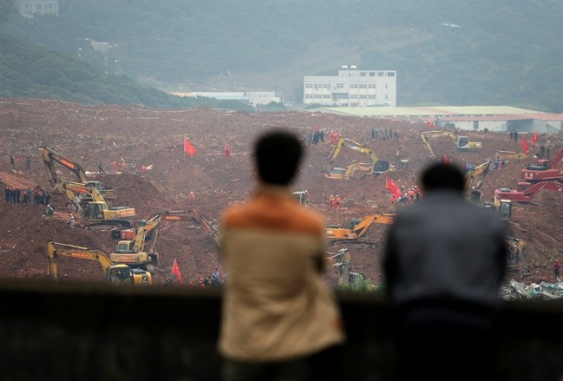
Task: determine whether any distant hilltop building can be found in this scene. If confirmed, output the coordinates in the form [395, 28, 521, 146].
[15, 0, 59, 18]
[303, 65, 397, 107]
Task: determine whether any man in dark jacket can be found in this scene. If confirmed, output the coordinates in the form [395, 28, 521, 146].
[383, 162, 509, 381]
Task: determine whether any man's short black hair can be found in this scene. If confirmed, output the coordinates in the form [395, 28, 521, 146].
[254, 129, 303, 185]
[421, 162, 466, 193]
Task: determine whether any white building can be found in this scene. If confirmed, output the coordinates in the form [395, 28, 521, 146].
[303, 66, 397, 107]
[245, 92, 281, 107]
[15, 0, 59, 18]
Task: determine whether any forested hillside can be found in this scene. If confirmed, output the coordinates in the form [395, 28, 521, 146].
[1, 0, 562, 111]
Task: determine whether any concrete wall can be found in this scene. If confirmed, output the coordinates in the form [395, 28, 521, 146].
[1, 280, 562, 381]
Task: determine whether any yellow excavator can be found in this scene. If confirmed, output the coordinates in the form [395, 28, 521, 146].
[61, 180, 135, 230]
[506, 237, 528, 279]
[109, 213, 161, 273]
[494, 150, 528, 162]
[42, 146, 116, 199]
[109, 209, 218, 273]
[483, 196, 512, 220]
[326, 214, 395, 248]
[420, 130, 482, 159]
[324, 137, 392, 180]
[465, 159, 493, 204]
[327, 248, 374, 289]
[47, 241, 152, 285]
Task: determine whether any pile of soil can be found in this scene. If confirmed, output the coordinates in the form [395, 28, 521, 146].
[0, 99, 561, 286]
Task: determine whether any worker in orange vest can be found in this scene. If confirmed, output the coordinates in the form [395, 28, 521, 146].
[407, 188, 415, 204]
[334, 195, 341, 210]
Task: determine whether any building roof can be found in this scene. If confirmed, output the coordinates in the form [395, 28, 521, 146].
[442, 113, 563, 122]
[313, 105, 546, 118]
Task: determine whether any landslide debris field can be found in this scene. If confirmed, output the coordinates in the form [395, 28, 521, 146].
[0, 99, 561, 286]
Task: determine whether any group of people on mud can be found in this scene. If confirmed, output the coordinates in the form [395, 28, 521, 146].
[4, 185, 50, 206]
[328, 194, 341, 210]
[194, 268, 222, 288]
[391, 185, 421, 206]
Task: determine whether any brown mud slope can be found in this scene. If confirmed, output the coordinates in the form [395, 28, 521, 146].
[0, 99, 561, 285]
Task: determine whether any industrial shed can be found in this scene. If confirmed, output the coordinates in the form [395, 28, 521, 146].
[314, 105, 563, 133]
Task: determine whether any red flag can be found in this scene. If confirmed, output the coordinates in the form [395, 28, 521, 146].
[521, 138, 530, 155]
[184, 138, 196, 158]
[386, 178, 403, 198]
[172, 259, 182, 284]
[530, 131, 539, 145]
[224, 142, 231, 158]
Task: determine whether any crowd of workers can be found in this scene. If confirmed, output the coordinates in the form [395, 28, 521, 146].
[4, 186, 51, 206]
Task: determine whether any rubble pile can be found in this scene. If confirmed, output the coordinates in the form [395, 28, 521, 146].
[0, 99, 561, 286]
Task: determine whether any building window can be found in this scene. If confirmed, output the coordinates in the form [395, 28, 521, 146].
[336, 83, 344, 89]
[368, 95, 376, 99]
[369, 72, 375, 76]
[360, 72, 366, 76]
[350, 84, 358, 88]
[385, 84, 388, 89]
[323, 84, 330, 89]
[305, 94, 312, 99]
[323, 94, 331, 99]
[305, 84, 313, 88]
[360, 95, 367, 99]
[378, 72, 384, 76]
[387, 72, 396, 77]
[359, 84, 367, 89]
[350, 94, 358, 99]
[314, 94, 321, 99]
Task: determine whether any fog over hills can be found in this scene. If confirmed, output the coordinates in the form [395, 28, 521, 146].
[1, 0, 562, 111]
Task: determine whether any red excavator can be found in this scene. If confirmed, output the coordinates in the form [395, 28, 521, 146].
[520, 147, 563, 184]
[494, 181, 563, 203]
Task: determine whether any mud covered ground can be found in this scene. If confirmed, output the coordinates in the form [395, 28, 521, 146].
[0, 98, 561, 286]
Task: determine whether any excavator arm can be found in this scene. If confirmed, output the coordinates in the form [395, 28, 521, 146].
[61, 180, 110, 204]
[352, 214, 395, 239]
[326, 214, 395, 248]
[420, 132, 438, 159]
[420, 130, 482, 158]
[161, 209, 219, 239]
[42, 147, 117, 198]
[42, 146, 88, 184]
[324, 138, 347, 173]
[47, 241, 151, 285]
[47, 241, 115, 281]
[465, 160, 493, 194]
[325, 138, 391, 178]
